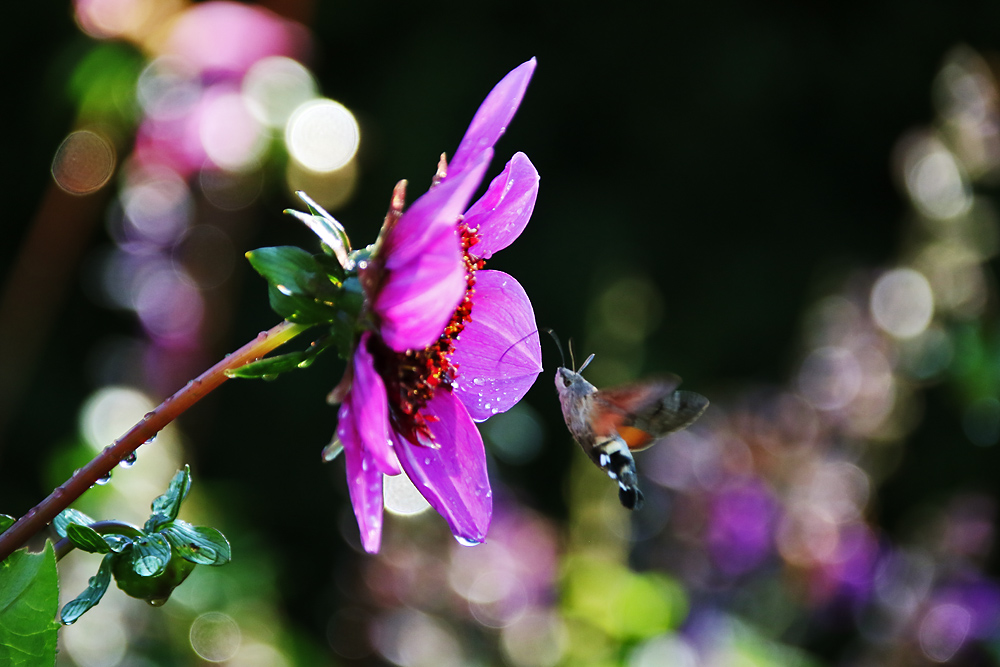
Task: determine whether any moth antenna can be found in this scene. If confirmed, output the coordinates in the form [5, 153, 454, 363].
[498, 329, 542, 368]
[578, 353, 595, 374]
[542, 328, 566, 368]
[568, 338, 577, 372]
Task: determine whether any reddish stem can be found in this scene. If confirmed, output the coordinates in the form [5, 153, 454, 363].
[0, 320, 310, 561]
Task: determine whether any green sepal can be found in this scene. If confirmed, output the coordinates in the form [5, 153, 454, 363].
[53, 509, 97, 538]
[129, 534, 171, 577]
[0, 514, 14, 533]
[60, 553, 113, 625]
[0, 542, 60, 662]
[66, 523, 111, 554]
[145, 466, 191, 532]
[160, 519, 232, 566]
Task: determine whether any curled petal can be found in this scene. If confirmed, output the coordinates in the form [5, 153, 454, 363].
[453, 271, 543, 421]
[464, 152, 539, 260]
[374, 151, 492, 351]
[338, 400, 384, 553]
[392, 391, 491, 544]
[352, 333, 400, 475]
[448, 58, 536, 182]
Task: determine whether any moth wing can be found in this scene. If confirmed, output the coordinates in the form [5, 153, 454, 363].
[591, 376, 683, 451]
[593, 377, 709, 452]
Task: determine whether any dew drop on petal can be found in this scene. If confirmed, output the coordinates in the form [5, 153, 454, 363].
[473, 378, 485, 386]
[424, 458, 431, 465]
[484, 403, 491, 411]
[455, 536, 482, 547]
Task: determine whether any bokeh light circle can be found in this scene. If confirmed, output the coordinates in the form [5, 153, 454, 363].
[189, 611, 241, 662]
[285, 98, 360, 172]
[52, 130, 116, 195]
[870, 268, 935, 339]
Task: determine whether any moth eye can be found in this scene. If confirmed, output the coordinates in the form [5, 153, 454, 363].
[562, 377, 572, 387]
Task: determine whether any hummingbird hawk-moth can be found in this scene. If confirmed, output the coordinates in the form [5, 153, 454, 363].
[555, 353, 709, 510]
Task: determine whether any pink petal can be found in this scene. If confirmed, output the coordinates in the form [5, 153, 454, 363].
[464, 152, 539, 259]
[338, 399, 385, 553]
[352, 333, 401, 475]
[452, 271, 543, 421]
[448, 59, 536, 181]
[392, 391, 491, 544]
[374, 151, 492, 351]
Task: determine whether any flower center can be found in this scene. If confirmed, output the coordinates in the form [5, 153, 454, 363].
[375, 223, 485, 443]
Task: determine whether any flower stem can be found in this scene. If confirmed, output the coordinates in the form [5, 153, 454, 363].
[0, 320, 311, 562]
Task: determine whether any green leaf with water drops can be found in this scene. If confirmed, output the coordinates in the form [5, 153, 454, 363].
[160, 520, 231, 566]
[0, 542, 60, 663]
[52, 509, 96, 539]
[112, 546, 195, 604]
[104, 534, 132, 553]
[65, 524, 111, 554]
[0, 515, 14, 533]
[145, 466, 191, 531]
[129, 534, 171, 577]
[60, 553, 112, 625]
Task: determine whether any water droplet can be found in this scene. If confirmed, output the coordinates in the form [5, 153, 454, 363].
[491, 408, 499, 414]
[454, 535, 482, 547]
[147, 597, 168, 607]
[119, 452, 137, 468]
[143, 435, 156, 445]
[472, 377, 485, 386]
[484, 403, 491, 410]
[424, 457, 431, 465]
[276, 284, 294, 296]
[95, 472, 112, 486]
[362, 458, 368, 471]
[257, 331, 269, 341]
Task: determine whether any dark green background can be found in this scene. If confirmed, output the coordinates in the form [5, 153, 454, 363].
[5, 0, 1000, 653]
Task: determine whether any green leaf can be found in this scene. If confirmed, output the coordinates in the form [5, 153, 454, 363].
[266, 284, 339, 325]
[60, 553, 113, 625]
[66, 524, 111, 554]
[145, 466, 191, 531]
[226, 350, 310, 379]
[130, 534, 172, 577]
[246, 246, 330, 296]
[52, 509, 96, 539]
[0, 515, 14, 533]
[226, 334, 336, 379]
[160, 520, 231, 566]
[0, 543, 60, 664]
[247, 246, 343, 325]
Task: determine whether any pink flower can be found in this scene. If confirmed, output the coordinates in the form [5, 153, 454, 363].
[334, 59, 542, 552]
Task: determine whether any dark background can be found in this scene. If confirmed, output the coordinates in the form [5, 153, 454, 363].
[5, 0, 1000, 653]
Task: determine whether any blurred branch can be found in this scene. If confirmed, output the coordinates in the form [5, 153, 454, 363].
[0, 183, 109, 459]
[0, 319, 310, 562]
